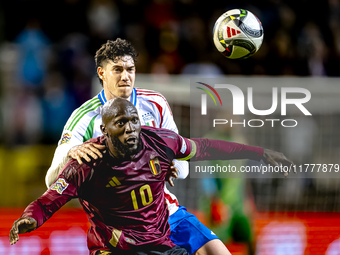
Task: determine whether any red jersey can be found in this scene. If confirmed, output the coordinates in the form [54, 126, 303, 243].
[21, 126, 263, 253]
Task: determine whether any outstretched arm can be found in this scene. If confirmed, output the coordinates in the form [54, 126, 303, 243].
[8, 192, 71, 246]
[12, 160, 84, 245]
[9, 217, 37, 245]
[176, 137, 294, 169]
[189, 138, 265, 161]
[10, 173, 77, 243]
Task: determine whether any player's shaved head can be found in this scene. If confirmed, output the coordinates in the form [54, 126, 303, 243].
[101, 98, 141, 159]
[101, 98, 137, 125]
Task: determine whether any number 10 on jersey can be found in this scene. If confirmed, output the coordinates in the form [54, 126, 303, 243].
[130, 184, 153, 210]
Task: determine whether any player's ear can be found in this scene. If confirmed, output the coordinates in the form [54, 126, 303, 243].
[100, 124, 108, 136]
[97, 66, 105, 81]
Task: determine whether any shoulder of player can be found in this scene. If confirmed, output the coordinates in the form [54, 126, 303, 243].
[72, 95, 103, 115]
[141, 127, 178, 142]
[141, 127, 178, 159]
[135, 88, 169, 104]
[64, 96, 103, 132]
[84, 135, 104, 145]
[61, 159, 91, 181]
[61, 155, 105, 184]
[136, 88, 173, 117]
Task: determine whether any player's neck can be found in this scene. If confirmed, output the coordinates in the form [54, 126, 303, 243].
[104, 90, 131, 102]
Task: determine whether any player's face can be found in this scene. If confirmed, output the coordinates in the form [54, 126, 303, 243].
[106, 106, 141, 158]
[98, 55, 135, 100]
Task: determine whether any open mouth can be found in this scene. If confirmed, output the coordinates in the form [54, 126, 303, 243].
[126, 136, 137, 145]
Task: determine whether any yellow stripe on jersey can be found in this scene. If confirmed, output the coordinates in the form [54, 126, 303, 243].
[97, 251, 112, 254]
[178, 139, 197, 161]
[111, 176, 121, 186]
[109, 228, 122, 247]
[106, 176, 121, 187]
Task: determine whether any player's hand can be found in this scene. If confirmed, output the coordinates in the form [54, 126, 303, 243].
[68, 143, 106, 165]
[166, 161, 178, 187]
[262, 149, 295, 177]
[9, 217, 37, 245]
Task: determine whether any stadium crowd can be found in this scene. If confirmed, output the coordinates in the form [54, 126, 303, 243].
[0, 0, 339, 145]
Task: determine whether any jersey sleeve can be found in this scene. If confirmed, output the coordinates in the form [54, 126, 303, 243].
[159, 132, 264, 162]
[188, 138, 264, 161]
[142, 90, 178, 133]
[159, 98, 178, 134]
[45, 101, 101, 187]
[156, 129, 196, 160]
[23, 160, 86, 228]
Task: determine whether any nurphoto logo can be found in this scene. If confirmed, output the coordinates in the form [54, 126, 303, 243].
[196, 82, 312, 128]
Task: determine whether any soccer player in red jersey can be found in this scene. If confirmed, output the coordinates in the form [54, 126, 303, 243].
[10, 98, 294, 255]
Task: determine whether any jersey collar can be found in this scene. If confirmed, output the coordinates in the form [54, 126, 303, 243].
[130, 87, 137, 106]
[98, 88, 137, 106]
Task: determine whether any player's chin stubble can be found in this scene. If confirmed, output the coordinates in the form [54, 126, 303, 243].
[111, 135, 141, 159]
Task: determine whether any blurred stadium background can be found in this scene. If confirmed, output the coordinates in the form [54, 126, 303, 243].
[0, 0, 340, 254]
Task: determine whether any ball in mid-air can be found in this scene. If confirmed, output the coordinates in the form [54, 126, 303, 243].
[213, 9, 264, 59]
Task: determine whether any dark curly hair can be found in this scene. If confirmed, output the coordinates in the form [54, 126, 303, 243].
[95, 38, 138, 85]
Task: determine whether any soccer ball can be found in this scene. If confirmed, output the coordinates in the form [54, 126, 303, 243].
[213, 9, 264, 59]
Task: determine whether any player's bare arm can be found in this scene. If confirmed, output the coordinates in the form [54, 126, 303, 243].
[9, 217, 37, 245]
[68, 143, 106, 165]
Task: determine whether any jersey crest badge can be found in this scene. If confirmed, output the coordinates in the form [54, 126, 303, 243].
[51, 178, 69, 194]
[60, 132, 72, 145]
[142, 112, 156, 127]
[149, 157, 161, 175]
